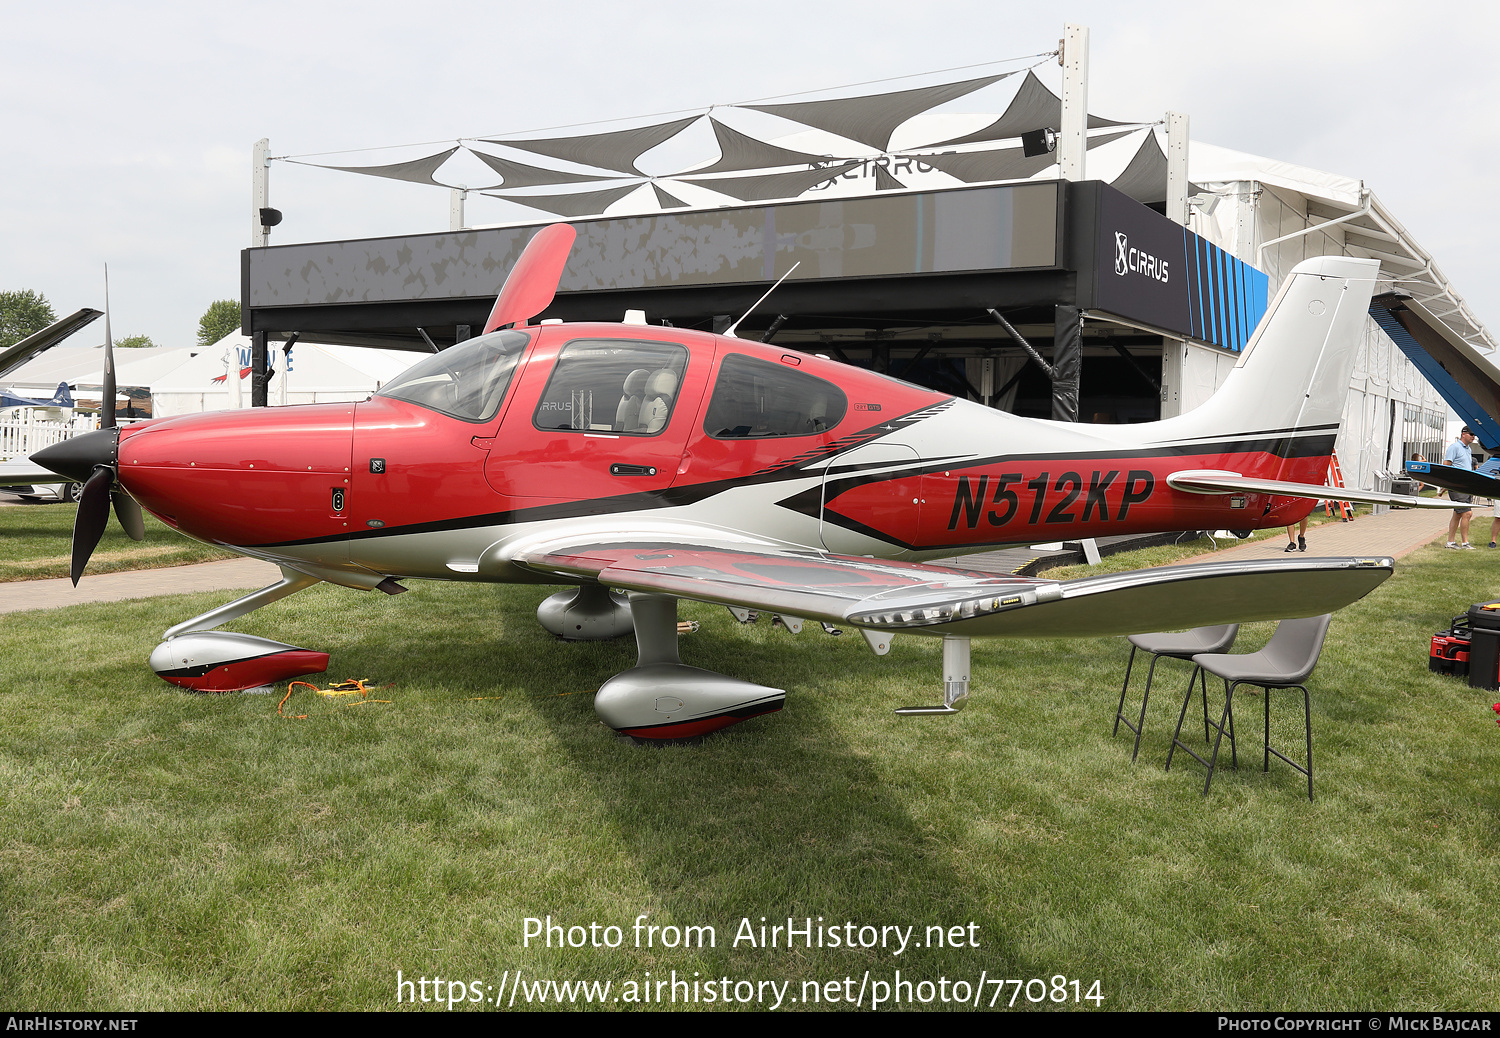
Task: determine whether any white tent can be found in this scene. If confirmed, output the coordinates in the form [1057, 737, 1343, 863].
[150, 334, 415, 416]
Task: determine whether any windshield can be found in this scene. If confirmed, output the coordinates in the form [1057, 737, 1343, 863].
[375, 330, 530, 422]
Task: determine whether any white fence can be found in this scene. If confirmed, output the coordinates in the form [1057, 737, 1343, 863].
[0, 409, 98, 461]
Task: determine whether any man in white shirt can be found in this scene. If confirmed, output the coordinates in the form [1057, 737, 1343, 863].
[1444, 427, 1477, 549]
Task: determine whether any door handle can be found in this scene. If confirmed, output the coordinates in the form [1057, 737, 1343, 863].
[609, 463, 658, 476]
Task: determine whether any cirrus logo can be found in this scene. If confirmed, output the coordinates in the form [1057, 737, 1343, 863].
[1113, 231, 1169, 283]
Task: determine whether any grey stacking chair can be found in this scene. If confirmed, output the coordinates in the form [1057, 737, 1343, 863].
[1114, 625, 1239, 762]
[1167, 614, 1333, 801]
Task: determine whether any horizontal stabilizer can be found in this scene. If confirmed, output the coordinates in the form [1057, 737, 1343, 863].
[1403, 461, 1500, 499]
[0, 308, 103, 380]
[1166, 469, 1453, 509]
[513, 533, 1393, 637]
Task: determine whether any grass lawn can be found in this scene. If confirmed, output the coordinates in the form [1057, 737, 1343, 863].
[0, 501, 235, 581]
[1, 533, 1497, 1011]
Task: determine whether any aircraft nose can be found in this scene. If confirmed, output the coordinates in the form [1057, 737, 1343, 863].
[31, 427, 119, 482]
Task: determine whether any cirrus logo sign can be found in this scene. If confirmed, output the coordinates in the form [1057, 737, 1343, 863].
[1114, 231, 1169, 283]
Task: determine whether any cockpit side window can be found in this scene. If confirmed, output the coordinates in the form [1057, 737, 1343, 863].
[703, 353, 848, 439]
[533, 340, 689, 436]
[375, 330, 530, 423]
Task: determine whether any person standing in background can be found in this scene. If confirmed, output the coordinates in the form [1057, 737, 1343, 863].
[1444, 427, 1478, 549]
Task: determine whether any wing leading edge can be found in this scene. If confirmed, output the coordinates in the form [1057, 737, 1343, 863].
[513, 538, 1393, 637]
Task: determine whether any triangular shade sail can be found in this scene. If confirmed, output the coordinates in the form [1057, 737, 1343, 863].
[652, 183, 687, 209]
[484, 182, 642, 218]
[316, 146, 462, 186]
[688, 117, 832, 175]
[744, 73, 1009, 152]
[679, 160, 861, 202]
[1109, 132, 1169, 204]
[928, 71, 1127, 148]
[485, 116, 701, 174]
[467, 149, 613, 190]
[918, 130, 1131, 184]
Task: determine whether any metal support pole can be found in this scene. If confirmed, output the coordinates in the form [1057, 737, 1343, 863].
[1051, 305, 1081, 423]
[251, 330, 268, 407]
[251, 138, 270, 248]
[449, 187, 467, 232]
[1166, 112, 1189, 226]
[1058, 23, 1089, 181]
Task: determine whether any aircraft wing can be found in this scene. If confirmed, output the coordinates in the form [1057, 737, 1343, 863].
[1166, 469, 1454, 509]
[513, 538, 1393, 637]
[1402, 461, 1500, 499]
[0, 308, 103, 380]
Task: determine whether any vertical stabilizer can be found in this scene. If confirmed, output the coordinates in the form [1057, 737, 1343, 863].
[1155, 256, 1379, 442]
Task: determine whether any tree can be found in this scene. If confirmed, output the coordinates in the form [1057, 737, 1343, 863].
[116, 333, 156, 349]
[197, 299, 241, 347]
[0, 289, 58, 350]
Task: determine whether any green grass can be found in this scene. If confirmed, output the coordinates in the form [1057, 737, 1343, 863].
[0, 502, 234, 581]
[1, 535, 1497, 1011]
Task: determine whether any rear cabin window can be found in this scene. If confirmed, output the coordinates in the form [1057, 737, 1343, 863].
[533, 340, 689, 436]
[703, 354, 848, 439]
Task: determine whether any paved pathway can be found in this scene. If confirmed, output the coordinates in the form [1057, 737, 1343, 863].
[0, 557, 279, 615]
[1176, 505, 1458, 565]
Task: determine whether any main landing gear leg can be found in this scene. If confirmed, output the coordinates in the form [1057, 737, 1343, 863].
[593, 592, 786, 740]
[148, 566, 330, 692]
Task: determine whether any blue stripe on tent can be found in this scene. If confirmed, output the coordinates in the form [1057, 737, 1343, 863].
[1370, 307, 1500, 450]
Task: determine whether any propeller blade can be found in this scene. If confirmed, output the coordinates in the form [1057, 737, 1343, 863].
[112, 487, 145, 541]
[71, 466, 114, 585]
[101, 264, 116, 430]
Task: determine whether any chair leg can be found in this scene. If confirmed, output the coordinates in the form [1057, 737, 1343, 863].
[1115, 650, 1160, 762]
[1201, 679, 1238, 796]
[1263, 683, 1315, 801]
[1164, 667, 1197, 772]
[1113, 646, 1138, 736]
[1199, 665, 1211, 743]
[1168, 671, 1237, 787]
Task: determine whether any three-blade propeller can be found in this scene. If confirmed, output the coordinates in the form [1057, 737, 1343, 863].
[30, 265, 145, 585]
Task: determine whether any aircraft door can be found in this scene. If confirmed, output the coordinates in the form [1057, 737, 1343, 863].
[486, 337, 709, 507]
[820, 443, 923, 555]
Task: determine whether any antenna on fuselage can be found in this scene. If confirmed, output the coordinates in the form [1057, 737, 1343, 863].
[723, 262, 800, 340]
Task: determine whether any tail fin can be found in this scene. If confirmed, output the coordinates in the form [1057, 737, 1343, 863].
[50, 382, 73, 408]
[1161, 255, 1380, 440]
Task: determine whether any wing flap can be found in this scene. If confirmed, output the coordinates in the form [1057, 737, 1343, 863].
[514, 538, 1393, 636]
[1167, 469, 1453, 509]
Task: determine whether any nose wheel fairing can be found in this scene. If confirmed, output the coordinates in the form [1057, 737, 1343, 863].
[149, 631, 328, 692]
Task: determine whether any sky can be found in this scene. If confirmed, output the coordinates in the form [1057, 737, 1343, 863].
[3, 0, 1496, 348]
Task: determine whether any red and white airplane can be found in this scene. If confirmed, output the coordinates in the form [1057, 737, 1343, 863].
[34, 226, 1432, 738]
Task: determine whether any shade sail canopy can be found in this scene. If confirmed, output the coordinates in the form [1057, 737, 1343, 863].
[468, 149, 613, 190]
[485, 182, 643, 218]
[929, 72, 1127, 148]
[1110, 132, 1168, 204]
[917, 130, 1131, 184]
[679, 160, 860, 202]
[688, 116, 833, 175]
[744, 73, 1010, 152]
[317, 146, 462, 186]
[651, 183, 687, 209]
[485, 116, 701, 175]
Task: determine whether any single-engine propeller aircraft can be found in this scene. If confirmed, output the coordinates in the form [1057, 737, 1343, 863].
[33, 227, 1451, 738]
